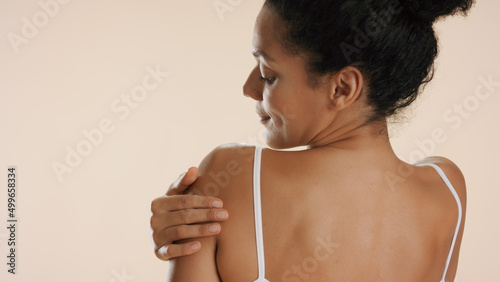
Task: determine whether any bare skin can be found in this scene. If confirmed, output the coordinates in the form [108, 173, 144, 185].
[150, 167, 229, 260]
[169, 144, 465, 281]
[164, 5, 466, 282]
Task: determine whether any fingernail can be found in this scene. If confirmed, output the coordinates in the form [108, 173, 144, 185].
[215, 211, 228, 219]
[210, 200, 223, 208]
[190, 242, 201, 250]
[208, 224, 220, 233]
[159, 246, 169, 256]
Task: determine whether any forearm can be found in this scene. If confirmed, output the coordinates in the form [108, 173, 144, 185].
[167, 236, 220, 282]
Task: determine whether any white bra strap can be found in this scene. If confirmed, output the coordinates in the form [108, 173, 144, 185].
[253, 146, 269, 282]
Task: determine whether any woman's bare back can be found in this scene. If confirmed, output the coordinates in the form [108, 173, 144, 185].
[208, 144, 466, 282]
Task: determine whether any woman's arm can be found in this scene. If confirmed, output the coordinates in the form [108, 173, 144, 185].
[166, 144, 246, 281]
[166, 172, 222, 281]
[150, 167, 229, 261]
[167, 235, 220, 282]
[166, 143, 254, 281]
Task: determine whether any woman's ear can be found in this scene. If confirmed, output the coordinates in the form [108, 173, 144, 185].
[329, 66, 364, 110]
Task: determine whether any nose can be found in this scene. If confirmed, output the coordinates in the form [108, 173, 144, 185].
[243, 66, 263, 101]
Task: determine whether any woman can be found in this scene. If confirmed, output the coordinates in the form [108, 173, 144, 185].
[151, 0, 473, 280]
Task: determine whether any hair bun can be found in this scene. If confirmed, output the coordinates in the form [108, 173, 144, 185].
[399, 0, 474, 23]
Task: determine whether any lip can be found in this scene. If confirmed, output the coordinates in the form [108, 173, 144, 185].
[256, 104, 270, 124]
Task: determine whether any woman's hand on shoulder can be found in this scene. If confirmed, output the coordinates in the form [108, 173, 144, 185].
[165, 143, 253, 281]
[150, 166, 229, 261]
[150, 143, 252, 261]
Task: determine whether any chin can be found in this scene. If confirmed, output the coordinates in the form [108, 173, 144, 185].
[265, 135, 302, 150]
[267, 142, 288, 150]
[264, 136, 285, 149]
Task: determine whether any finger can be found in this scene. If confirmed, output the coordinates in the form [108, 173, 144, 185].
[150, 208, 227, 232]
[154, 223, 222, 246]
[164, 208, 229, 227]
[155, 241, 201, 261]
[167, 167, 199, 196]
[152, 223, 221, 256]
[180, 166, 199, 187]
[151, 194, 223, 213]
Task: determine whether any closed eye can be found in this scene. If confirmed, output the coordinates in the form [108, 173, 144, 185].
[259, 76, 276, 84]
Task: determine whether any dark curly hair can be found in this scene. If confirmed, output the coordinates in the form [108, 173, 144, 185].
[264, 0, 474, 120]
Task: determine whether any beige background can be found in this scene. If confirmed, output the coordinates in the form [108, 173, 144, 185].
[0, 0, 499, 281]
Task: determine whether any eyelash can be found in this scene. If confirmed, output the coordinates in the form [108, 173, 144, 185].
[259, 76, 276, 84]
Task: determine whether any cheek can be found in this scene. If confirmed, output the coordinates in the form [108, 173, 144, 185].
[264, 85, 300, 118]
[269, 99, 297, 120]
[266, 99, 298, 125]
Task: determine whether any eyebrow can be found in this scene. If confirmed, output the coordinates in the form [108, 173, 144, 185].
[252, 50, 275, 62]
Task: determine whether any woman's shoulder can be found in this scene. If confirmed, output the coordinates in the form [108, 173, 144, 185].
[413, 156, 466, 203]
[187, 143, 257, 197]
[411, 156, 467, 232]
[200, 142, 257, 171]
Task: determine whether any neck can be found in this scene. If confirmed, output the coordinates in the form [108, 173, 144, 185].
[307, 118, 396, 157]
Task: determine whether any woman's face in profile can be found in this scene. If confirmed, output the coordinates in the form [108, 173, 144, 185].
[244, 6, 335, 149]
